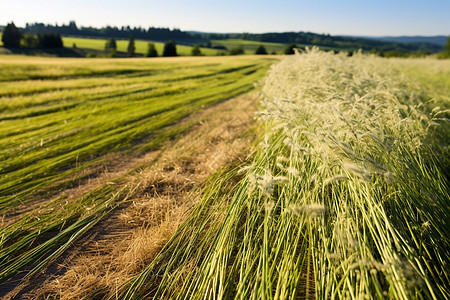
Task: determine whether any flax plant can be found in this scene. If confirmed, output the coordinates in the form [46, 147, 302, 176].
[120, 49, 449, 299]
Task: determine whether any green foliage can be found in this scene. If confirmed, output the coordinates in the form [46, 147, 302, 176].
[22, 34, 39, 48]
[438, 36, 450, 59]
[255, 45, 267, 55]
[284, 44, 297, 55]
[105, 38, 117, 54]
[146, 43, 158, 57]
[63, 36, 217, 57]
[24, 21, 192, 43]
[0, 56, 276, 284]
[229, 45, 244, 55]
[191, 44, 202, 56]
[127, 35, 135, 57]
[37, 33, 63, 48]
[163, 40, 177, 57]
[2, 22, 22, 48]
[207, 32, 442, 54]
[19, 33, 63, 49]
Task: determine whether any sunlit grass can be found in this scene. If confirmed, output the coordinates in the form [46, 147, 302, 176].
[119, 50, 449, 299]
[0, 55, 275, 284]
[63, 36, 218, 56]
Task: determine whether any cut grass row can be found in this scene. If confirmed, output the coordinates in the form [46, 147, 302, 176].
[118, 51, 450, 299]
[0, 55, 276, 284]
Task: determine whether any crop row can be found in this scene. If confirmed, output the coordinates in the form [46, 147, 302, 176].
[119, 50, 450, 299]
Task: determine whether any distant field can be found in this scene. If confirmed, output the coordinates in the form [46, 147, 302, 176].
[0, 35, 218, 56]
[0, 55, 276, 284]
[63, 36, 218, 56]
[211, 39, 288, 54]
[211, 38, 342, 54]
[1, 50, 448, 299]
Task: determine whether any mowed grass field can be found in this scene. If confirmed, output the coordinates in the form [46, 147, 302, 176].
[63, 36, 218, 56]
[0, 51, 449, 299]
[0, 55, 275, 285]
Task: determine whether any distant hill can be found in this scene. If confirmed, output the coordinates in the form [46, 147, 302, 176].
[195, 32, 444, 53]
[1, 21, 445, 54]
[366, 36, 447, 47]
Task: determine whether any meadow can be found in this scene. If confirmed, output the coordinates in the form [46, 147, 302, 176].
[0, 50, 449, 299]
[63, 36, 218, 56]
[210, 39, 289, 54]
[210, 39, 340, 54]
[0, 55, 275, 287]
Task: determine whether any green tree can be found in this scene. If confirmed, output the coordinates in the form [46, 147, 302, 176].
[438, 36, 450, 59]
[37, 33, 63, 48]
[284, 44, 297, 55]
[255, 45, 267, 55]
[22, 34, 39, 48]
[229, 46, 244, 55]
[146, 43, 158, 57]
[2, 22, 22, 48]
[191, 44, 202, 56]
[105, 38, 117, 54]
[163, 40, 177, 57]
[445, 36, 450, 53]
[127, 35, 135, 57]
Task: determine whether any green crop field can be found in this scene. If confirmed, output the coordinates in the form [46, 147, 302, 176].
[211, 39, 289, 54]
[118, 51, 450, 299]
[0, 34, 218, 56]
[0, 50, 449, 300]
[0, 55, 275, 286]
[63, 36, 218, 56]
[211, 38, 341, 54]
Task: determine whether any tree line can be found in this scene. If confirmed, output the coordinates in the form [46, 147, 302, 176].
[11, 21, 444, 54]
[104, 37, 178, 57]
[194, 31, 443, 54]
[2, 22, 63, 48]
[3, 21, 449, 58]
[24, 21, 192, 42]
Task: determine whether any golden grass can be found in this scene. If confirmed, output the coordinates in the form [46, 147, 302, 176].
[13, 92, 259, 299]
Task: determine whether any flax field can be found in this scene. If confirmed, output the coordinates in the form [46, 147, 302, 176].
[119, 50, 450, 300]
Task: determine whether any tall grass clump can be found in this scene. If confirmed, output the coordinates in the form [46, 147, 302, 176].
[120, 49, 449, 299]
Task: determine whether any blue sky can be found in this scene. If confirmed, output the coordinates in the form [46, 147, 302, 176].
[2, 0, 449, 36]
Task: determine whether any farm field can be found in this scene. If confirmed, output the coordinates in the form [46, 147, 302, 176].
[0, 35, 218, 56]
[62, 36, 218, 56]
[211, 39, 289, 54]
[0, 55, 275, 296]
[0, 51, 449, 299]
[211, 38, 342, 54]
[117, 52, 449, 299]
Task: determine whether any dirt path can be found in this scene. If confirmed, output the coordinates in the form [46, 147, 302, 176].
[3, 92, 259, 299]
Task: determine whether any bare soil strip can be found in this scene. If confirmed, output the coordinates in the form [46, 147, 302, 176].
[3, 92, 259, 299]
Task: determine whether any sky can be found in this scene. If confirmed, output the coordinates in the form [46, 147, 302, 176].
[1, 0, 449, 36]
